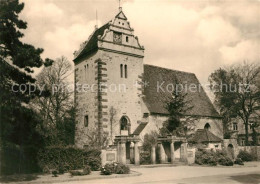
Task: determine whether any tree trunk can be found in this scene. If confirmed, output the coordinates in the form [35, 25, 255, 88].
[245, 120, 249, 146]
[252, 127, 257, 146]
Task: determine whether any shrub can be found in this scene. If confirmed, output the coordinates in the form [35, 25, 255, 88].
[237, 150, 253, 162]
[69, 166, 91, 176]
[218, 155, 233, 166]
[37, 146, 101, 173]
[195, 149, 234, 166]
[101, 163, 115, 175]
[114, 163, 130, 174]
[85, 157, 101, 171]
[100, 162, 130, 175]
[58, 164, 65, 174]
[82, 165, 91, 175]
[195, 149, 217, 166]
[140, 151, 151, 165]
[70, 170, 82, 176]
[234, 158, 244, 165]
[52, 170, 58, 177]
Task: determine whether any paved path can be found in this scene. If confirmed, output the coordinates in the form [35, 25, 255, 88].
[56, 162, 260, 184]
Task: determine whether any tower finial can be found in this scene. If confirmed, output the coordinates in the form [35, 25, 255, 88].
[119, 0, 122, 12]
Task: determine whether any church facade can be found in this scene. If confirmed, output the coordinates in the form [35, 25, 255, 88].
[73, 9, 223, 151]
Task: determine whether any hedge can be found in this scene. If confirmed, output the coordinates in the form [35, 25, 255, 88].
[0, 143, 40, 175]
[195, 149, 233, 166]
[237, 150, 257, 162]
[37, 146, 101, 173]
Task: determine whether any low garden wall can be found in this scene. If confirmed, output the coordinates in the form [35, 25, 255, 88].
[101, 148, 117, 166]
[237, 146, 260, 161]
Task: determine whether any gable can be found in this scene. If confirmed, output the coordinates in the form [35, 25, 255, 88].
[115, 11, 127, 20]
[143, 64, 221, 118]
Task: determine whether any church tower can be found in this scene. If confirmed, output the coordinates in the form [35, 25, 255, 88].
[74, 8, 145, 147]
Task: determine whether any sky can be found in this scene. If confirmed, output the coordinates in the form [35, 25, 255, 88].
[20, 0, 260, 85]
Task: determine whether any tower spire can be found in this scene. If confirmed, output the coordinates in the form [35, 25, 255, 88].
[95, 9, 98, 30]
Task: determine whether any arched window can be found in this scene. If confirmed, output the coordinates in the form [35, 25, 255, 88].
[120, 64, 123, 78]
[120, 116, 128, 130]
[126, 36, 129, 42]
[204, 123, 211, 130]
[124, 65, 127, 78]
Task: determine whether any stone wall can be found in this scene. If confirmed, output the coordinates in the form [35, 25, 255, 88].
[75, 52, 101, 147]
[223, 139, 260, 160]
[101, 148, 118, 165]
[237, 146, 260, 160]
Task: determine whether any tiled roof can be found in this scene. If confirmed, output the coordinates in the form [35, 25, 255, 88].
[74, 23, 110, 62]
[188, 129, 222, 143]
[143, 64, 221, 118]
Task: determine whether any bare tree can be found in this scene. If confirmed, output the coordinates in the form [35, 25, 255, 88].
[209, 62, 260, 145]
[32, 56, 74, 146]
[109, 106, 117, 143]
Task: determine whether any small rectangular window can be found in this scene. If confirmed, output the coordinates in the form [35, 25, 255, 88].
[126, 36, 129, 42]
[120, 64, 123, 78]
[241, 139, 245, 146]
[125, 65, 127, 78]
[84, 115, 89, 127]
[233, 123, 238, 131]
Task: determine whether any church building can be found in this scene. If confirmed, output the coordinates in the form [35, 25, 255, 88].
[73, 8, 223, 158]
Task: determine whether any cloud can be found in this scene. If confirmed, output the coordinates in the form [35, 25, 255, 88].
[43, 21, 98, 60]
[19, 0, 259, 85]
[196, 17, 241, 47]
[25, 1, 63, 21]
[220, 40, 260, 64]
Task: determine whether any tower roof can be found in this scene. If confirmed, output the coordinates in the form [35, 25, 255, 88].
[74, 23, 109, 62]
[74, 9, 143, 63]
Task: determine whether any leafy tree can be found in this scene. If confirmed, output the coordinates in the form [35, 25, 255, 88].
[143, 131, 159, 152]
[209, 62, 260, 145]
[159, 79, 194, 137]
[0, 0, 52, 146]
[32, 56, 74, 146]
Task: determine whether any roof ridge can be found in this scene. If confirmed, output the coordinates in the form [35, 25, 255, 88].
[144, 64, 195, 75]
